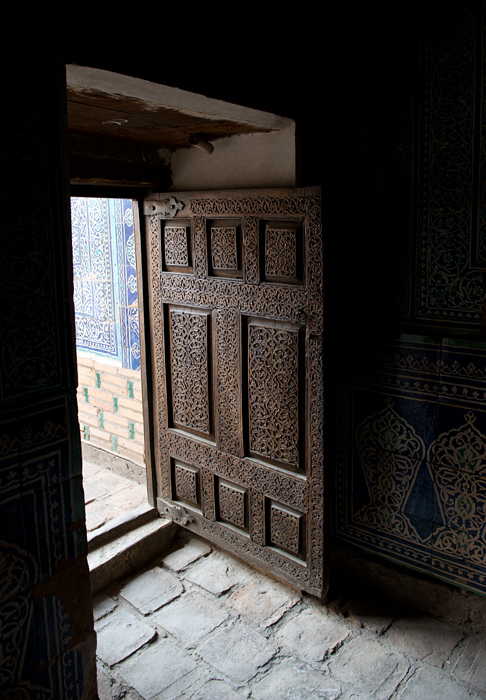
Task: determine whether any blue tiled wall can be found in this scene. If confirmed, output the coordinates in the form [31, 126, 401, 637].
[332, 0, 486, 597]
[71, 198, 140, 371]
[335, 335, 486, 595]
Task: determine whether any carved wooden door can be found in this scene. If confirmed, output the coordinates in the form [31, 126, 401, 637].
[145, 188, 325, 597]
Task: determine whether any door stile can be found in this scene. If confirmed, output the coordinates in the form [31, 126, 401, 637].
[146, 210, 171, 502]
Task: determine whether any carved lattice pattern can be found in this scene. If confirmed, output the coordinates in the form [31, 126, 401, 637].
[174, 462, 199, 505]
[211, 227, 238, 269]
[218, 481, 247, 529]
[269, 503, 302, 555]
[165, 226, 189, 266]
[265, 227, 297, 278]
[248, 324, 300, 467]
[169, 310, 210, 434]
[146, 190, 324, 596]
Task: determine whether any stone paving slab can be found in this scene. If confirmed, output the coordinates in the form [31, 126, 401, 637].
[452, 635, 486, 694]
[86, 500, 121, 532]
[82, 459, 102, 478]
[182, 551, 253, 596]
[83, 454, 150, 533]
[333, 590, 398, 636]
[100, 482, 148, 511]
[178, 678, 247, 700]
[328, 637, 410, 700]
[250, 658, 341, 700]
[397, 666, 483, 700]
[151, 591, 228, 647]
[97, 664, 127, 700]
[196, 621, 277, 683]
[88, 468, 134, 492]
[119, 565, 184, 614]
[92, 593, 117, 621]
[119, 638, 199, 699]
[227, 578, 301, 627]
[161, 537, 212, 572]
[384, 615, 464, 668]
[83, 478, 109, 503]
[276, 608, 350, 663]
[95, 607, 157, 666]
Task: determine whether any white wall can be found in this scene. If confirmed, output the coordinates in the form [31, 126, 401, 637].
[170, 125, 296, 191]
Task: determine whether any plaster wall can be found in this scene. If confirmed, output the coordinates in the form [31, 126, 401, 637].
[170, 125, 296, 191]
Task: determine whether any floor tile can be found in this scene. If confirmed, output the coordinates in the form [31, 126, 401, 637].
[196, 621, 277, 683]
[92, 594, 116, 621]
[151, 591, 228, 647]
[384, 615, 464, 668]
[183, 552, 251, 596]
[397, 666, 481, 700]
[161, 537, 212, 572]
[95, 607, 157, 666]
[251, 658, 341, 700]
[119, 566, 184, 615]
[227, 579, 300, 626]
[119, 638, 198, 699]
[452, 635, 486, 693]
[276, 608, 350, 663]
[328, 637, 409, 700]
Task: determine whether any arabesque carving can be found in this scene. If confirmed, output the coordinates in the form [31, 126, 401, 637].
[169, 309, 210, 434]
[211, 227, 238, 270]
[248, 324, 300, 467]
[265, 227, 297, 278]
[146, 190, 323, 595]
[165, 226, 189, 267]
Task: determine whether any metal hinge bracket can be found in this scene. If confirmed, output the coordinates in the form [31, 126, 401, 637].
[157, 497, 194, 526]
[143, 196, 184, 218]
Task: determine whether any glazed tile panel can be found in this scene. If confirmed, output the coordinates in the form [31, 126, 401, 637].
[335, 335, 486, 595]
[0, 395, 86, 697]
[0, 396, 86, 589]
[71, 198, 141, 370]
[382, 0, 486, 331]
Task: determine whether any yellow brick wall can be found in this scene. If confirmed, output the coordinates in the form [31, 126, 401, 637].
[76, 354, 145, 467]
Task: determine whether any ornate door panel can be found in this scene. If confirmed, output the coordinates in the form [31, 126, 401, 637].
[145, 188, 325, 597]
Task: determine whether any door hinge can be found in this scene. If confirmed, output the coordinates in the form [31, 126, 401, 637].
[157, 498, 194, 526]
[143, 197, 184, 218]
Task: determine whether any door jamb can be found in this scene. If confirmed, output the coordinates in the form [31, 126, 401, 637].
[132, 195, 158, 506]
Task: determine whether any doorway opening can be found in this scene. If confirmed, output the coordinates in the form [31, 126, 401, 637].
[70, 196, 148, 535]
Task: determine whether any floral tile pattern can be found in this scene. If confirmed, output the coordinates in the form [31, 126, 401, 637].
[335, 335, 486, 595]
[71, 198, 140, 371]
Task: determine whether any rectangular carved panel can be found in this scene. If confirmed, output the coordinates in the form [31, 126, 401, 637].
[163, 220, 192, 272]
[208, 219, 242, 278]
[172, 459, 201, 510]
[262, 220, 303, 284]
[167, 306, 212, 438]
[216, 477, 249, 533]
[245, 318, 303, 470]
[266, 499, 306, 560]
